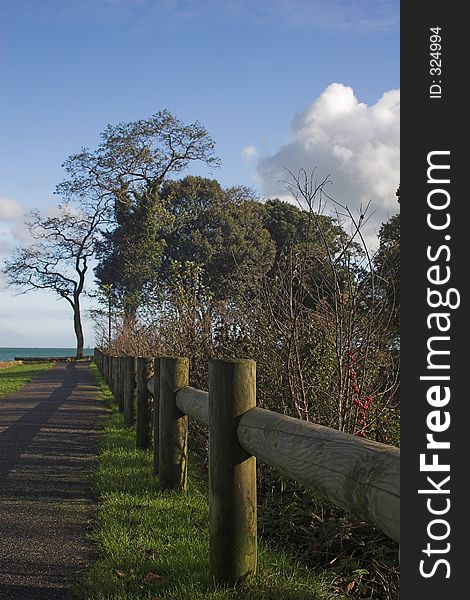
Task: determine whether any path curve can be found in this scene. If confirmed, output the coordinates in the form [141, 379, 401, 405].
[0, 361, 106, 599]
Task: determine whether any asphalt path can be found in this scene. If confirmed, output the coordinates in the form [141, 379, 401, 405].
[0, 362, 106, 599]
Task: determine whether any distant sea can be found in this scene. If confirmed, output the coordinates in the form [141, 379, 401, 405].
[0, 347, 95, 362]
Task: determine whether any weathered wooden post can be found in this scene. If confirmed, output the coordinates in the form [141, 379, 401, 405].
[136, 356, 153, 449]
[208, 358, 257, 586]
[153, 358, 160, 476]
[159, 357, 189, 491]
[110, 355, 116, 393]
[103, 353, 109, 384]
[123, 356, 137, 426]
[117, 356, 125, 412]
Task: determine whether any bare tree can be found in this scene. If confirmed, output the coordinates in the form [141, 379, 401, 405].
[3, 199, 108, 358]
[276, 169, 399, 436]
[3, 110, 220, 356]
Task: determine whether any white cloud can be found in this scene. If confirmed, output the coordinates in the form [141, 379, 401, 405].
[257, 83, 400, 247]
[0, 271, 7, 291]
[242, 145, 258, 163]
[0, 197, 30, 258]
[0, 197, 25, 221]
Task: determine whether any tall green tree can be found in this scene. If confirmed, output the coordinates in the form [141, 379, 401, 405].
[63, 112, 220, 316]
[262, 198, 359, 310]
[58, 110, 220, 204]
[374, 213, 400, 341]
[95, 189, 171, 318]
[159, 177, 275, 302]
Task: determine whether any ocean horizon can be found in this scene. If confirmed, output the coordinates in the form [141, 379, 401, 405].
[0, 347, 95, 362]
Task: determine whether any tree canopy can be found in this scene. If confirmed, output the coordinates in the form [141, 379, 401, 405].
[159, 177, 276, 301]
[57, 110, 220, 204]
[68, 112, 221, 318]
[95, 189, 171, 318]
[3, 110, 221, 350]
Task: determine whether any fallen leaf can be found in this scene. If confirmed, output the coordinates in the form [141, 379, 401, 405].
[143, 572, 163, 585]
[347, 580, 357, 593]
[114, 569, 127, 578]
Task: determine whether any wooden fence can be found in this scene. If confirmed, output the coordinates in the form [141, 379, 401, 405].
[94, 348, 400, 586]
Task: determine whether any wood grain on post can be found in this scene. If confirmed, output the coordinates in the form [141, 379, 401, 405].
[208, 359, 257, 586]
[152, 359, 160, 476]
[237, 408, 400, 543]
[123, 356, 137, 426]
[158, 357, 189, 491]
[136, 356, 154, 449]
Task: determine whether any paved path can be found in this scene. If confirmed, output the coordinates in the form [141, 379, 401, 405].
[0, 362, 106, 599]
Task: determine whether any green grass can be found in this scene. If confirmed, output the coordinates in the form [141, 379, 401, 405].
[78, 364, 347, 600]
[0, 362, 53, 398]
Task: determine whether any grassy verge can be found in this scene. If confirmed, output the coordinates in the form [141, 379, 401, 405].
[79, 364, 346, 600]
[0, 362, 53, 398]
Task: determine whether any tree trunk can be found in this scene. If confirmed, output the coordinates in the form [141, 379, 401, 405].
[73, 298, 84, 359]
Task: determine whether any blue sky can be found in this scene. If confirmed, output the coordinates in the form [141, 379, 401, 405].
[0, 0, 399, 348]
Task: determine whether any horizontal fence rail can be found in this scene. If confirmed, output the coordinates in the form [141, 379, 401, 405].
[93, 348, 400, 586]
[176, 386, 209, 427]
[237, 407, 399, 543]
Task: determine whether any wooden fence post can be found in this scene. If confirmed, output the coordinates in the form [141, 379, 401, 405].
[106, 353, 112, 389]
[208, 358, 257, 586]
[159, 357, 189, 491]
[153, 358, 160, 476]
[123, 356, 137, 426]
[110, 355, 116, 393]
[136, 356, 153, 449]
[117, 356, 125, 413]
[103, 353, 110, 384]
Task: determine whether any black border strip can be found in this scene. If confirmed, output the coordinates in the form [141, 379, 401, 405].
[401, 3, 466, 597]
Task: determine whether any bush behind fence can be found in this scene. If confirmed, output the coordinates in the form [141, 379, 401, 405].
[94, 348, 400, 587]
